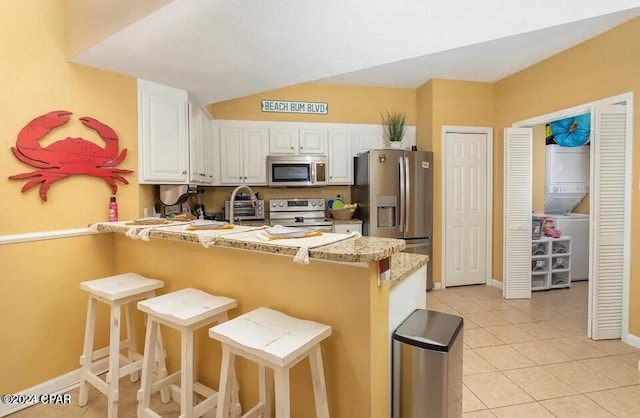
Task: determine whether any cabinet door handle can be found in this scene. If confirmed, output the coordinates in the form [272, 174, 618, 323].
[209, 175, 213, 178]
[182, 170, 187, 174]
[239, 176, 242, 180]
[290, 146, 294, 149]
[300, 146, 303, 149]
[329, 176, 332, 179]
[244, 176, 248, 180]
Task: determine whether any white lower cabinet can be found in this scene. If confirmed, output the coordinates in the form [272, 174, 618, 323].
[219, 127, 269, 185]
[333, 223, 362, 234]
[531, 237, 571, 291]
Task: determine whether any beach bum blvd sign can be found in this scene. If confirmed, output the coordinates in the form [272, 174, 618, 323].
[261, 100, 328, 115]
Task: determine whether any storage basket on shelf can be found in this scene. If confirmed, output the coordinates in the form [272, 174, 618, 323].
[329, 205, 357, 220]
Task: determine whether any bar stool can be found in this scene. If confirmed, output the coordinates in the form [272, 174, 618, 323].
[209, 307, 332, 418]
[78, 272, 168, 418]
[137, 288, 239, 418]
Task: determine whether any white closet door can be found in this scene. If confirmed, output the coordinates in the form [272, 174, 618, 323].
[503, 128, 533, 299]
[590, 104, 627, 340]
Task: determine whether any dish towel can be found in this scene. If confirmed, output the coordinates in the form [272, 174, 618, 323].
[89, 221, 179, 241]
[160, 224, 269, 248]
[229, 230, 361, 264]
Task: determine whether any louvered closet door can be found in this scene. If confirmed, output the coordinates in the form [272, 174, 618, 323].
[503, 128, 533, 299]
[590, 104, 627, 340]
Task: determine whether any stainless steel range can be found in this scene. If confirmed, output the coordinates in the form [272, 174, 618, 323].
[268, 198, 333, 232]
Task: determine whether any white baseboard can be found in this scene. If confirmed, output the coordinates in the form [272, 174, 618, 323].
[0, 369, 81, 417]
[433, 282, 442, 290]
[624, 332, 640, 351]
[492, 279, 503, 290]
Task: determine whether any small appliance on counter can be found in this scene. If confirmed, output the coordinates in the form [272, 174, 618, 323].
[158, 184, 197, 216]
[224, 200, 265, 221]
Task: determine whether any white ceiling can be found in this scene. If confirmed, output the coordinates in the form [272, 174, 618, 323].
[70, 0, 640, 104]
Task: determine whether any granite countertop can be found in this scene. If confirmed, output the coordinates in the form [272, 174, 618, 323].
[389, 253, 429, 289]
[331, 218, 363, 225]
[92, 222, 404, 263]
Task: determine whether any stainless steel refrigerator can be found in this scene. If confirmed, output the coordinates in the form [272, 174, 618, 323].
[352, 150, 434, 290]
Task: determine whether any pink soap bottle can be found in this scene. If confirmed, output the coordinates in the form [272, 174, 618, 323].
[109, 196, 119, 222]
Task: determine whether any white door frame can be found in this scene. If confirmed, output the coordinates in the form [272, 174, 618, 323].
[512, 92, 633, 343]
[441, 126, 494, 288]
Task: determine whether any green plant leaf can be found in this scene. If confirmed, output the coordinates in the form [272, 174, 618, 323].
[380, 110, 406, 142]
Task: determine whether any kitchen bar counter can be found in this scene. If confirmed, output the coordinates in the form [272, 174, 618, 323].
[92, 222, 404, 263]
[89, 221, 426, 418]
[390, 252, 429, 289]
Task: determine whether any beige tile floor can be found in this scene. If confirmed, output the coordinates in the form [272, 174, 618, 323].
[8, 282, 640, 417]
[429, 282, 640, 418]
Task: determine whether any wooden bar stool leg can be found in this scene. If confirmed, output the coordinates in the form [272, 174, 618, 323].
[137, 317, 158, 418]
[215, 346, 235, 418]
[79, 296, 97, 407]
[274, 368, 291, 418]
[309, 346, 330, 418]
[180, 328, 195, 418]
[155, 326, 171, 404]
[259, 365, 273, 418]
[107, 302, 122, 418]
[126, 302, 139, 383]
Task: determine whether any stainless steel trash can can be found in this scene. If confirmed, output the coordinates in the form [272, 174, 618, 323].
[392, 309, 464, 418]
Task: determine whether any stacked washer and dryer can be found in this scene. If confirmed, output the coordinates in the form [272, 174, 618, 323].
[544, 144, 590, 281]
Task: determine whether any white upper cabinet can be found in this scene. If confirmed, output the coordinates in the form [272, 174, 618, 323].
[188, 103, 215, 185]
[137, 79, 189, 183]
[269, 126, 327, 155]
[269, 128, 298, 154]
[299, 128, 326, 154]
[327, 129, 353, 185]
[138, 79, 215, 185]
[352, 128, 384, 155]
[219, 126, 269, 185]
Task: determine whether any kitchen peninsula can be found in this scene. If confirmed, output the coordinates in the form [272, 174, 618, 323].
[93, 222, 428, 418]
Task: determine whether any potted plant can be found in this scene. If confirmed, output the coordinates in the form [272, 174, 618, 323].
[381, 110, 406, 148]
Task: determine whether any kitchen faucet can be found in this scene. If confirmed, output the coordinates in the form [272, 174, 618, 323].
[228, 184, 258, 224]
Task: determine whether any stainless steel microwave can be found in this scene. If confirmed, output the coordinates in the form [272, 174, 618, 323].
[267, 155, 327, 187]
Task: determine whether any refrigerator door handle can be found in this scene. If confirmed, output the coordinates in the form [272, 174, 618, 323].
[404, 156, 410, 233]
[399, 156, 405, 233]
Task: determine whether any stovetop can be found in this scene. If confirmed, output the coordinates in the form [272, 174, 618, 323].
[268, 198, 332, 227]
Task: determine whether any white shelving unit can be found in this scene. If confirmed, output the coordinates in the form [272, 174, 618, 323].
[531, 236, 571, 291]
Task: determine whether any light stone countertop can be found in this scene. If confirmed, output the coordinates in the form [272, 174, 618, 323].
[331, 218, 363, 225]
[389, 253, 429, 289]
[92, 222, 404, 263]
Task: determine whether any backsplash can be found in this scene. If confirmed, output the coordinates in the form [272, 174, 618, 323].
[202, 185, 352, 215]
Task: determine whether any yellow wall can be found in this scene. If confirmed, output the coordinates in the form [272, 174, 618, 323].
[416, 80, 434, 151]
[208, 83, 416, 125]
[113, 235, 387, 418]
[428, 80, 495, 283]
[1, 0, 141, 235]
[0, 235, 115, 394]
[66, 0, 171, 57]
[493, 17, 640, 335]
[0, 0, 140, 393]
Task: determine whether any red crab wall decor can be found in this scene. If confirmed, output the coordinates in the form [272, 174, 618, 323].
[8, 110, 133, 201]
